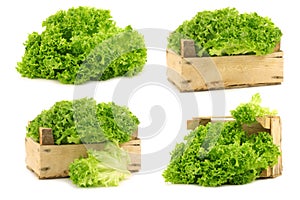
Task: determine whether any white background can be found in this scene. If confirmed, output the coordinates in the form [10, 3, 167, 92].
[0, 0, 299, 199]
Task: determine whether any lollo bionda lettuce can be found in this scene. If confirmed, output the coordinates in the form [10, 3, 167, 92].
[168, 7, 282, 57]
[17, 6, 147, 84]
[163, 94, 281, 186]
[26, 98, 140, 145]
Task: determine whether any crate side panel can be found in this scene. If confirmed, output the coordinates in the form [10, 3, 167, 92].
[184, 53, 283, 88]
[25, 138, 42, 177]
[270, 117, 282, 177]
[187, 118, 212, 130]
[121, 139, 141, 172]
[181, 61, 208, 90]
[213, 55, 283, 85]
[167, 68, 192, 92]
[167, 52, 284, 91]
[26, 138, 141, 178]
[39, 143, 89, 178]
[166, 50, 183, 74]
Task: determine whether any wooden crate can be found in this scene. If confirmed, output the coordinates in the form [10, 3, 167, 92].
[187, 116, 282, 178]
[25, 128, 141, 179]
[167, 39, 284, 92]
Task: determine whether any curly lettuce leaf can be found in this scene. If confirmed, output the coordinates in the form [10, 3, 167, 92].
[231, 93, 277, 125]
[163, 93, 280, 187]
[168, 7, 282, 57]
[26, 98, 139, 145]
[17, 6, 147, 84]
[69, 143, 131, 187]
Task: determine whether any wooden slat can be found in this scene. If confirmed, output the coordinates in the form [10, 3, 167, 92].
[181, 39, 196, 58]
[167, 68, 192, 92]
[187, 118, 211, 130]
[166, 50, 183, 74]
[131, 130, 139, 139]
[39, 128, 54, 145]
[256, 117, 271, 129]
[187, 116, 234, 130]
[274, 42, 281, 52]
[25, 137, 41, 176]
[270, 117, 282, 177]
[184, 52, 283, 88]
[260, 167, 272, 177]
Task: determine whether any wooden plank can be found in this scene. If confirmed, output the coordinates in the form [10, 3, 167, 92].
[256, 117, 271, 129]
[39, 128, 54, 145]
[260, 167, 272, 177]
[270, 117, 282, 177]
[187, 116, 235, 130]
[25, 137, 41, 176]
[121, 138, 141, 146]
[187, 116, 234, 130]
[242, 122, 270, 135]
[181, 39, 196, 58]
[271, 117, 281, 146]
[187, 117, 211, 130]
[167, 68, 194, 92]
[131, 130, 139, 139]
[166, 50, 183, 74]
[274, 42, 281, 52]
[184, 52, 283, 88]
[182, 57, 221, 90]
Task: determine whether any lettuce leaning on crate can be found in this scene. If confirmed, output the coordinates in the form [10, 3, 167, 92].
[163, 93, 281, 187]
[69, 144, 132, 187]
[17, 6, 147, 84]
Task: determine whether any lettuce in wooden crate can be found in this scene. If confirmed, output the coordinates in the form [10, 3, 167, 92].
[163, 94, 281, 186]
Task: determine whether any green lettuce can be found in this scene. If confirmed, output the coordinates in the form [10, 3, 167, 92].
[69, 143, 131, 187]
[17, 6, 147, 84]
[163, 94, 281, 186]
[26, 98, 139, 145]
[231, 93, 277, 125]
[168, 7, 282, 57]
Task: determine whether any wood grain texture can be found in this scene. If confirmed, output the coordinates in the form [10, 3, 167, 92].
[186, 116, 282, 178]
[25, 136, 141, 179]
[39, 127, 54, 145]
[166, 40, 284, 92]
[181, 39, 196, 58]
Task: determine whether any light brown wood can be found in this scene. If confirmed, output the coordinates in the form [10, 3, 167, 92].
[186, 116, 282, 178]
[256, 117, 271, 129]
[25, 133, 141, 179]
[166, 50, 183, 74]
[181, 39, 196, 58]
[187, 117, 211, 130]
[39, 127, 54, 145]
[166, 39, 284, 92]
[269, 117, 282, 177]
[274, 42, 281, 52]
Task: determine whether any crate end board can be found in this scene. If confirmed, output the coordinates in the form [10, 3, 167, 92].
[166, 40, 284, 92]
[25, 137, 141, 179]
[186, 116, 282, 178]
